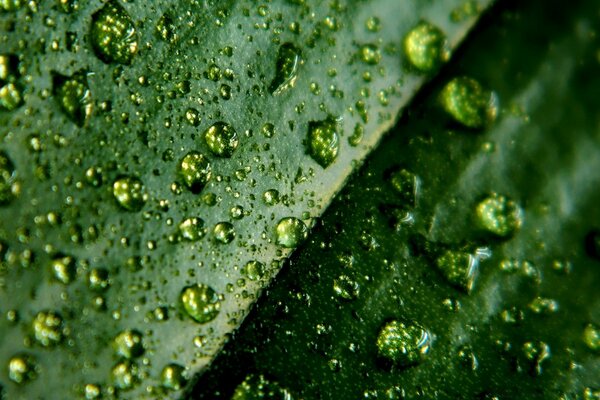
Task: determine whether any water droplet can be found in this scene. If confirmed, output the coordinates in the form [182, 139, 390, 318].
[276, 217, 308, 248]
[33, 311, 64, 346]
[376, 320, 431, 367]
[52, 71, 93, 126]
[403, 22, 450, 72]
[232, 374, 293, 400]
[365, 16, 381, 32]
[583, 387, 600, 400]
[263, 189, 280, 205]
[179, 217, 206, 241]
[204, 122, 239, 158]
[180, 284, 221, 324]
[528, 297, 558, 315]
[242, 261, 265, 281]
[440, 77, 498, 129]
[333, 275, 360, 300]
[435, 250, 478, 292]
[179, 151, 212, 193]
[156, 13, 177, 43]
[269, 42, 302, 94]
[262, 122, 276, 138]
[522, 341, 550, 375]
[161, 363, 186, 391]
[0, 82, 23, 110]
[8, 355, 36, 384]
[583, 323, 600, 351]
[0, 151, 16, 205]
[113, 329, 144, 359]
[84, 383, 101, 399]
[112, 176, 147, 211]
[0, 0, 22, 12]
[359, 44, 381, 65]
[307, 118, 339, 168]
[51, 255, 76, 284]
[476, 193, 522, 237]
[111, 361, 139, 390]
[214, 222, 235, 244]
[388, 168, 419, 207]
[88, 268, 110, 291]
[90, 0, 138, 65]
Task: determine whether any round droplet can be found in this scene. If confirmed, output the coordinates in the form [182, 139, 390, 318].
[204, 122, 238, 157]
[403, 21, 450, 72]
[262, 122, 276, 138]
[112, 176, 147, 211]
[359, 44, 381, 65]
[8, 355, 36, 384]
[111, 361, 139, 390]
[0, 82, 23, 111]
[388, 168, 418, 207]
[181, 284, 221, 324]
[0, 151, 15, 205]
[51, 255, 76, 284]
[440, 77, 498, 128]
[88, 268, 110, 291]
[376, 320, 431, 367]
[113, 329, 144, 359]
[161, 363, 186, 391]
[32, 311, 63, 346]
[179, 217, 206, 241]
[84, 383, 102, 399]
[263, 189, 280, 205]
[232, 374, 293, 400]
[333, 275, 360, 300]
[585, 230, 600, 261]
[476, 193, 522, 237]
[179, 152, 212, 193]
[308, 118, 339, 168]
[435, 250, 479, 292]
[242, 261, 265, 281]
[269, 42, 302, 94]
[583, 324, 600, 351]
[214, 222, 235, 244]
[52, 71, 93, 126]
[276, 217, 308, 248]
[90, 0, 138, 65]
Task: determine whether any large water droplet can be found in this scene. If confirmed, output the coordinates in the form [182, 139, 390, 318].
[583, 323, 600, 351]
[435, 249, 478, 292]
[403, 21, 450, 72]
[440, 77, 498, 129]
[204, 122, 239, 158]
[179, 152, 212, 193]
[269, 42, 302, 94]
[214, 222, 235, 244]
[359, 44, 381, 65]
[181, 284, 221, 324]
[32, 311, 64, 346]
[161, 363, 186, 391]
[307, 118, 339, 168]
[111, 360, 139, 390]
[113, 329, 144, 359]
[231, 374, 293, 400]
[112, 176, 147, 211]
[476, 193, 522, 237]
[52, 71, 93, 126]
[376, 320, 431, 367]
[90, 0, 138, 64]
[276, 217, 308, 248]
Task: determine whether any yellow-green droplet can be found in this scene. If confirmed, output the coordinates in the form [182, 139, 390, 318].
[440, 77, 498, 129]
[112, 176, 147, 211]
[113, 329, 144, 359]
[214, 222, 235, 244]
[181, 284, 221, 324]
[32, 311, 63, 347]
[435, 250, 478, 292]
[51, 255, 76, 284]
[111, 361, 139, 390]
[161, 363, 186, 391]
[52, 71, 93, 126]
[403, 21, 450, 72]
[204, 122, 238, 157]
[0, 151, 15, 205]
[307, 118, 339, 168]
[359, 44, 381, 65]
[179, 151, 212, 193]
[0, 82, 23, 111]
[179, 217, 206, 241]
[90, 0, 138, 65]
[242, 260, 265, 281]
[276, 217, 308, 248]
[8, 355, 35, 384]
[269, 42, 302, 94]
[476, 193, 522, 237]
[333, 275, 360, 300]
[376, 320, 431, 367]
[232, 374, 293, 400]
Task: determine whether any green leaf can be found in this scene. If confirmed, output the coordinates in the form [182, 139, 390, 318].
[193, 0, 600, 398]
[0, 0, 491, 398]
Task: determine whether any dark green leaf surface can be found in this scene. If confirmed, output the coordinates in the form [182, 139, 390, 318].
[193, 1, 600, 398]
[0, 0, 492, 398]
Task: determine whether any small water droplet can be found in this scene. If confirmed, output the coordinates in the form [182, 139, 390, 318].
[113, 329, 144, 359]
[111, 360, 139, 390]
[84, 383, 101, 399]
[376, 320, 431, 367]
[112, 176, 147, 211]
[8, 354, 36, 384]
[263, 189, 280, 205]
[276, 217, 308, 248]
[179, 217, 206, 241]
[359, 44, 381, 65]
[333, 274, 360, 300]
[522, 341, 550, 375]
[51, 255, 76, 284]
[403, 21, 450, 72]
[214, 222, 235, 244]
[440, 77, 498, 129]
[583, 323, 600, 351]
[161, 363, 186, 391]
[242, 260, 265, 281]
[307, 118, 339, 168]
[528, 297, 558, 315]
[388, 168, 419, 207]
[269, 42, 302, 94]
[435, 250, 478, 292]
[476, 193, 522, 237]
[90, 0, 138, 65]
[32, 311, 64, 346]
[180, 284, 221, 324]
[52, 70, 92, 126]
[204, 122, 239, 157]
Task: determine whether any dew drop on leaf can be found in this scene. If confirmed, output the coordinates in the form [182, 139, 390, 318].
[32, 311, 64, 347]
[275, 217, 308, 248]
[179, 152, 212, 194]
[522, 341, 550, 375]
[583, 323, 600, 351]
[161, 363, 186, 391]
[8, 354, 36, 384]
[204, 122, 239, 158]
[403, 21, 450, 73]
[388, 168, 419, 207]
[440, 77, 498, 128]
[231, 374, 293, 400]
[180, 284, 221, 324]
[52, 70, 93, 126]
[333, 274, 360, 300]
[269, 42, 302, 94]
[307, 118, 340, 168]
[112, 176, 147, 211]
[242, 261, 265, 281]
[359, 43, 381, 65]
[179, 217, 206, 242]
[435, 249, 478, 292]
[376, 320, 431, 367]
[50, 255, 76, 285]
[111, 360, 139, 390]
[476, 193, 522, 237]
[0, 151, 16, 205]
[113, 329, 144, 359]
[214, 222, 235, 244]
[90, 0, 138, 65]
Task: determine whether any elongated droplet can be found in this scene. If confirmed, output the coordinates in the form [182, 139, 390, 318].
[307, 118, 339, 168]
[403, 21, 450, 72]
[53, 70, 93, 126]
[269, 42, 302, 94]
